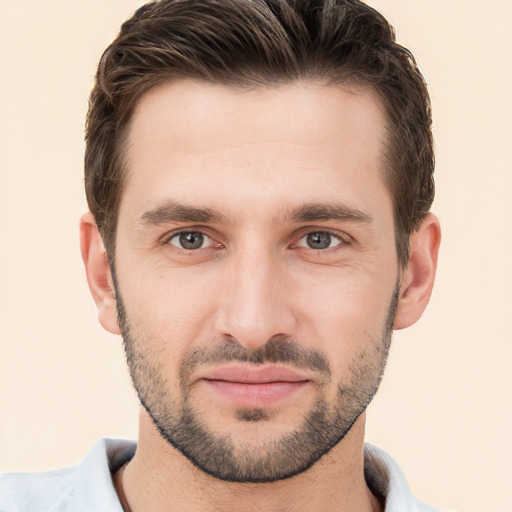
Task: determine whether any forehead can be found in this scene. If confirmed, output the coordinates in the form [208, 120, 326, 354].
[122, 80, 390, 220]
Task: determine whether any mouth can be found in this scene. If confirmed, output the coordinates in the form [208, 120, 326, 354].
[199, 365, 310, 408]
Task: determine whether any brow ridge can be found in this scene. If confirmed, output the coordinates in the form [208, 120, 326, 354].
[287, 203, 373, 224]
[140, 201, 225, 225]
[139, 200, 373, 227]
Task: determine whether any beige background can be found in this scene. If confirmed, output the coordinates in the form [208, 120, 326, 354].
[0, 1, 511, 511]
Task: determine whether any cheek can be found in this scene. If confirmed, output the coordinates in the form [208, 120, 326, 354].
[118, 265, 220, 360]
[293, 266, 396, 356]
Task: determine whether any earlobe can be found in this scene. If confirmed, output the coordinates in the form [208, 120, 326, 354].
[80, 212, 121, 335]
[394, 213, 441, 330]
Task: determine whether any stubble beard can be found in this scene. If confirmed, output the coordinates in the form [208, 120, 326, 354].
[114, 277, 398, 483]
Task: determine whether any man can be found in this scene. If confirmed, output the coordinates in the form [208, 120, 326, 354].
[0, 0, 441, 510]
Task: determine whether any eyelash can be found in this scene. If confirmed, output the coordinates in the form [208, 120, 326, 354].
[296, 230, 347, 250]
[162, 228, 351, 253]
[164, 230, 218, 251]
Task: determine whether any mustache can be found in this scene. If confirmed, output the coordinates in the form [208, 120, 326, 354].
[179, 335, 331, 382]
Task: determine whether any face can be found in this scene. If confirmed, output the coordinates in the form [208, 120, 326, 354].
[113, 81, 400, 482]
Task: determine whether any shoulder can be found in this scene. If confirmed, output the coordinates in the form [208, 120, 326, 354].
[0, 438, 136, 512]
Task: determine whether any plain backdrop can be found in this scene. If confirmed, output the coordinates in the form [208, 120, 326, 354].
[0, 1, 511, 511]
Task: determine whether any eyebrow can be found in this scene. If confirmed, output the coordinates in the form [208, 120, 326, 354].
[287, 203, 373, 225]
[139, 201, 226, 225]
[138, 200, 373, 227]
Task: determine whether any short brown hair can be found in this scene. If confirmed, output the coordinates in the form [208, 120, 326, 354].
[85, 0, 434, 266]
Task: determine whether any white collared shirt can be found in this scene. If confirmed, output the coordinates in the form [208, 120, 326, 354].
[0, 438, 443, 511]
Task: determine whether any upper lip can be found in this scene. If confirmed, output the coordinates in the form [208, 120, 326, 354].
[200, 365, 309, 384]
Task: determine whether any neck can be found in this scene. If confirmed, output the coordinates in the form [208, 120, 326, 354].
[115, 410, 381, 512]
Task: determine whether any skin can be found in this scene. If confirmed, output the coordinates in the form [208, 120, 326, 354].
[81, 81, 440, 512]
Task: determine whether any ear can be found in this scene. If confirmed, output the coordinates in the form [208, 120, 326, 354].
[80, 212, 121, 335]
[394, 213, 441, 330]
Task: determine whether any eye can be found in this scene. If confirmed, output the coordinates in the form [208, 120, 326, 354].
[297, 231, 344, 250]
[168, 231, 213, 250]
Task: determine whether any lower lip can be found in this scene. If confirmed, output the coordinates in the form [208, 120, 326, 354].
[203, 380, 308, 407]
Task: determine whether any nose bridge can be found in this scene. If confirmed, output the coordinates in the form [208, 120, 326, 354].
[215, 240, 296, 348]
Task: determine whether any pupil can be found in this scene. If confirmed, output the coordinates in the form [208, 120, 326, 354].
[307, 232, 331, 249]
[180, 232, 203, 249]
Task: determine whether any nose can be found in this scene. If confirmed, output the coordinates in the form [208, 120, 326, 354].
[214, 245, 297, 350]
